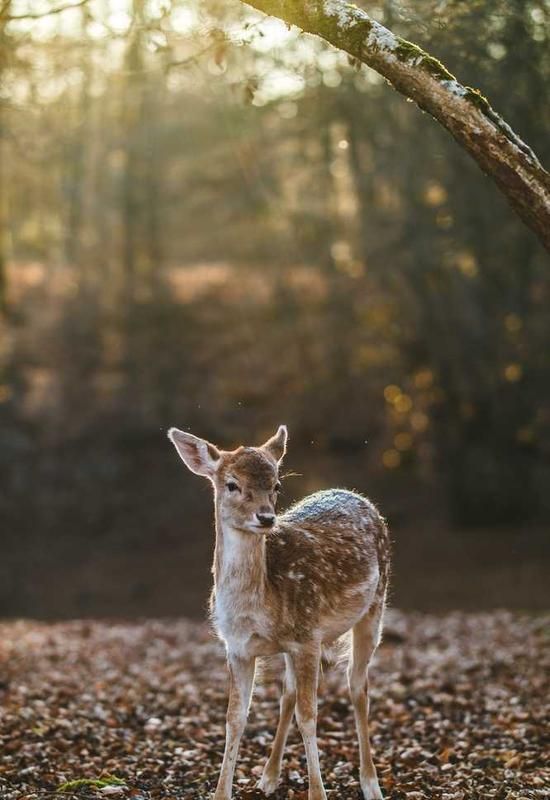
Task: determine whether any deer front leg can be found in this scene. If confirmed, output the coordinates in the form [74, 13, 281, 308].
[290, 644, 327, 800]
[214, 653, 256, 800]
[258, 654, 296, 795]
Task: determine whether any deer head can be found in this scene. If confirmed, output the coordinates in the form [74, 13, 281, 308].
[168, 425, 288, 534]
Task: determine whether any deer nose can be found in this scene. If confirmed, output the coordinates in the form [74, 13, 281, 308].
[256, 512, 275, 528]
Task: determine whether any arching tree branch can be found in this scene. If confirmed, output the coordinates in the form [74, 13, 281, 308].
[2, 0, 88, 22]
[243, 0, 550, 252]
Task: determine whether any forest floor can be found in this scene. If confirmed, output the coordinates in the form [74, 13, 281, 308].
[0, 612, 548, 800]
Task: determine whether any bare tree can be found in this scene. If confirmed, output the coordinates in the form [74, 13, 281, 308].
[0, 0, 92, 314]
[243, 0, 550, 252]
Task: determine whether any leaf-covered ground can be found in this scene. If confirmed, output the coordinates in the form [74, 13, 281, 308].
[0, 612, 548, 800]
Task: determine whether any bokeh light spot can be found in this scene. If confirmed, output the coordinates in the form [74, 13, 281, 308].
[410, 411, 429, 432]
[414, 369, 433, 390]
[394, 432, 413, 451]
[436, 211, 454, 230]
[424, 182, 447, 207]
[455, 251, 478, 278]
[394, 393, 413, 413]
[384, 384, 401, 403]
[382, 449, 401, 469]
[505, 313, 522, 333]
[504, 363, 523, 382]
[0, 385, 13, 403]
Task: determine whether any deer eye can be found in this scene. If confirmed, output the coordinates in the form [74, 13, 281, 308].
[226, 481, 240, 493]
[274, 482, 282, 493]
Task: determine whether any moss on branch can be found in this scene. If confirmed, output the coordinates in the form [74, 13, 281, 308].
[317, 7, 373, 53]
[464, 85, 491, 112]
[394, 38, 455, 82]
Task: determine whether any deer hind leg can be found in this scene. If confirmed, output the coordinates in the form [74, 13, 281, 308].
[348, 601, 385, 800]
[258, 654, 296, 795]
[290, 644, 327, 800]
[214, 654, 256, 800]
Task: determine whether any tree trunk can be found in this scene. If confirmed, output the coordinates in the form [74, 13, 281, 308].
[64, 5, 92, 270]
[243, 0, 550, 252]
[0, 105, 7, 315]
[0, 2, 12, 315]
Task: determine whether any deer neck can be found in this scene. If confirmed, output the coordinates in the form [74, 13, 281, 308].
[213, 501, 267, 596]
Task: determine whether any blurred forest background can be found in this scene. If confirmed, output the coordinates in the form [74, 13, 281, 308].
[0, 0, 548, 619]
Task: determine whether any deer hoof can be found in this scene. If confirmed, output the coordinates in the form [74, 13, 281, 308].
[361, 776, 384, 800]
[257, 772, 279, 795]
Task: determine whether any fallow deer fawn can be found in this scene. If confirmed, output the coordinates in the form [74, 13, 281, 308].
[168, 425, 390, 800]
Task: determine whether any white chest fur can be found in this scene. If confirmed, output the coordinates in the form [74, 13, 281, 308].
[213, 582, 276, 657]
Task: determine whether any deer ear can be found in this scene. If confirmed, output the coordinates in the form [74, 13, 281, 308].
[167, 428, 221, 479]
[262, 424, 288, 464]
